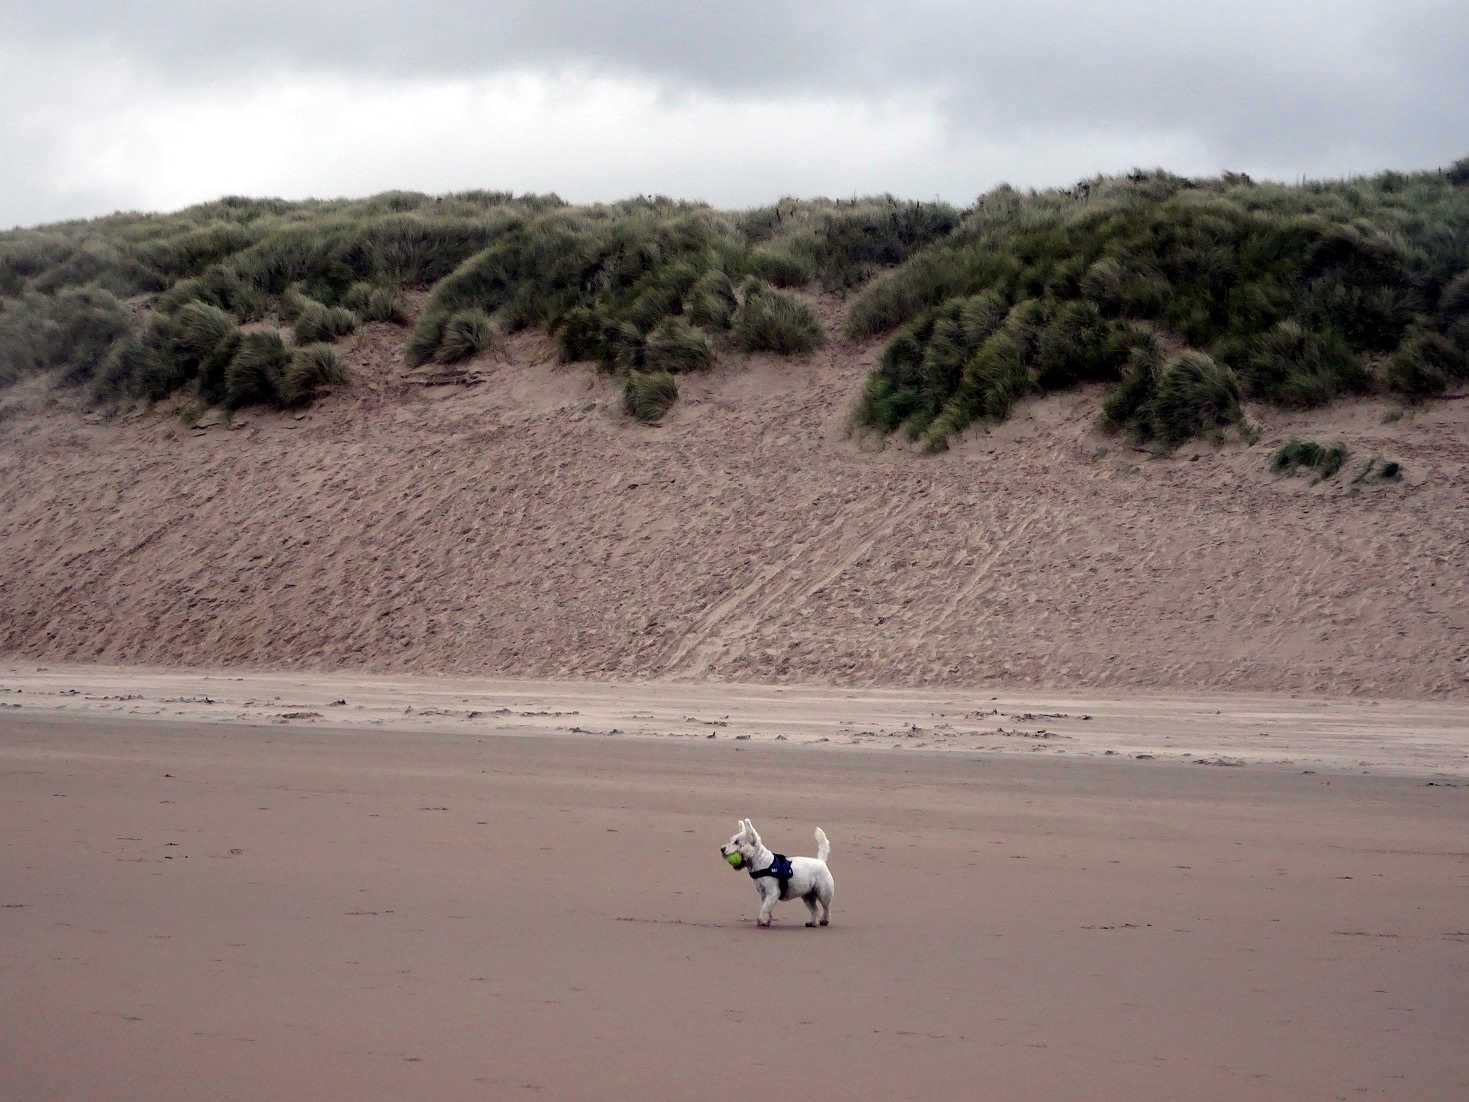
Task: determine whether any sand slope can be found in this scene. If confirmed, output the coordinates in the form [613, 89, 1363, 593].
[2, 300, 1466, 696]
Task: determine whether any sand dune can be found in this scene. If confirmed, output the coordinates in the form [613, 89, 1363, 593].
[2, 301, 1466, 697]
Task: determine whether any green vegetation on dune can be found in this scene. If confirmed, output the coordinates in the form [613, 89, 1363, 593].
[852, 164, 1469, 448]
[1273, 438, 1349, 480]
[623, 368, 680, 422]
[2, 165, 1466, 435]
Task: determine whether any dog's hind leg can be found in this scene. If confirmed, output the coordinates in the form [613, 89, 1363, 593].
[815, 879, 832, 926]
[802, 890, 822, 928]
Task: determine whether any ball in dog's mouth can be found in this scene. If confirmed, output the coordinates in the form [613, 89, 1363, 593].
[725, 852, 745, 869]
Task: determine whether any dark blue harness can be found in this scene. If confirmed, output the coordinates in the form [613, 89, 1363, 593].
[749, 853, 794, 893]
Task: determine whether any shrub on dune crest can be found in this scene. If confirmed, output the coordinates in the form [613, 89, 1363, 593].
[847, 164, 1469, 445]
[7, 166, 1469, 437]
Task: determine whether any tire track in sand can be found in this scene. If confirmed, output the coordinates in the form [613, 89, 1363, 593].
[661, 496, 924, 679]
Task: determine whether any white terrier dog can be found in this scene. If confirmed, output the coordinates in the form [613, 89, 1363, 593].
[720, 819, 833, 928]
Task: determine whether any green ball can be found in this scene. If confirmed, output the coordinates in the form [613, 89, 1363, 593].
[726, 852, 744, 869]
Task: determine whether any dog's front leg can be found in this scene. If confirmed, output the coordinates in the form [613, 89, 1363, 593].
[756, 886, 776, 928]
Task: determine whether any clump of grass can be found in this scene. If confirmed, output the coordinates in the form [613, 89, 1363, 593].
[434, 309, 495, 364]
[276, 285, 315, 323]
[223, 331, 290, 409]
[292, 302, 359, 345]
[1435, 270, 1469, 331]
[919, 331, 1032, 448]
[1148, 352, 1245, 446]
[26, 239, 164, 299]
[411, 206, 737, 358]
[280, 343, 348, 407]
[687, 269, 738, 330]
[194, 331, 242, 407]
[748, 197, 961, 291]
[1241, 320, 1369, 407]
[844, 249, 975, 340]
[553, 306, 599, 363]
[733, 281, 824, 354]
[0, 287, 133, 388]
[851, 290, 1020, 437]
[623, 369, 678, 422]
[1102, 350, 1243, 447]
[155, 300, 242, 405]
[643, 317, 714, 373]
[174, 300, 236, 358]
[126, 317, 189, 399]
[1384, 329, 1467, 398]
[341, 281, 403, 323]
[91, 336, 164, 405]
[1099, 337, 1165, 434]
[554, 308, 645, 372]
[176, 398, 203, 427]
[135, 221, 258, 282]
[1033, 300, 1118, 389]
[1272, 438, 1349, 479]
[0, 231, 75, 298]
[157, 264, 267, 320]
[1350, 456, 1404, 485]
[746, 248, 814, 287]
[405, 308, 450, 367]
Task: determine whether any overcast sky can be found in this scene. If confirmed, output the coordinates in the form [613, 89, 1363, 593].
[3, 0, 1467, 229]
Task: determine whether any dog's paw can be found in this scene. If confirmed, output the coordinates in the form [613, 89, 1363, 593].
[805, 921, 816, 927]
[819, 919, 829, 926]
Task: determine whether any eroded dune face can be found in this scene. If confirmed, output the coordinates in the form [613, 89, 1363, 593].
[2, 298, 1465, 700]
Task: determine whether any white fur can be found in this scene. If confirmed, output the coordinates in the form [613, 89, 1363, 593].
[720, 819, 834, 928]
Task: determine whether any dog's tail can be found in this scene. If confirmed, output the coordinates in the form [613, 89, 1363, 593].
[814, 827, 830, 864]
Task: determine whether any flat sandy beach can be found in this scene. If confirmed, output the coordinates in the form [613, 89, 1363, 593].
[4, 668, 1467, 1100]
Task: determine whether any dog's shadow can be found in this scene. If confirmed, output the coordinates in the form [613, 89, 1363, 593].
[615, 916, 838, 933]
[615, 916, 732, 929]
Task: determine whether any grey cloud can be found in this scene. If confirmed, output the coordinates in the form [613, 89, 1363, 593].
[2, 0, 1465, 226]
[9, 0, 1466, 174]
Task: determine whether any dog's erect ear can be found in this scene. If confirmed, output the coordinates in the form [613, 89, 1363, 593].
[745, 820, 762, 845]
